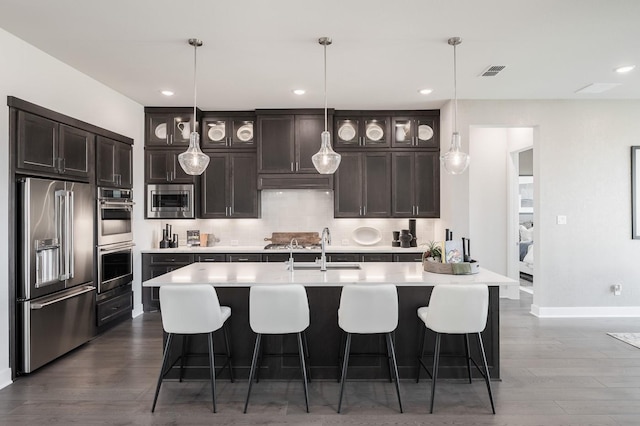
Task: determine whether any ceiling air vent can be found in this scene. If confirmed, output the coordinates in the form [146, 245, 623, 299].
[480, 65, 506, 77]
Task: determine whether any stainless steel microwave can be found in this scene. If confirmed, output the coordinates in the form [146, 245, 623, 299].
[146, 184, 195, 219]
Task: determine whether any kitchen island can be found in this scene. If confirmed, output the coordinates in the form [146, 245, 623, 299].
[143, 262, 517, 381]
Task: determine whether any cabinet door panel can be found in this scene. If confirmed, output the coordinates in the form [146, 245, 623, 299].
[96, 136, 116, 186]
[295, 114, 324, 172]
[391, 152, 415, 217]
[415, 117, 438, 148]
[200, 154, 228, 218]
[230, 153, 258, 217]
[334, 153, 363, 217]
[145, 150, 171, 183]
[17, 111, 57, 173]
[363, 153, 391, 217]
[116, 143, 133, 188]
[415, 152, 440, 217]
[58, 124, 93, 179]
[258, 115, 295, 173]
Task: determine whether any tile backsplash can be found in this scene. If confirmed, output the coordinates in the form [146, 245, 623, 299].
[148, 190, 438, 248]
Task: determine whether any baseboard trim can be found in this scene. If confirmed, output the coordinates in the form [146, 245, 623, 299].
[132, 304, 144, 319]
[0, 367, 13, 390]
[531, 304, 640, 318]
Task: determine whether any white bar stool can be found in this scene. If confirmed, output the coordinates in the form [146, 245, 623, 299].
[337, 284, 403, 413]
[416, 284, 495, 414]
[151, 284, 233, 413]
[244, 284, 310, 413]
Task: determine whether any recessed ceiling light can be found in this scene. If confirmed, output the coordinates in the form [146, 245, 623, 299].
[418, 89, 433, 95]
[615, 65, 636, 74]
[293, 89, 306, 95]
[160, 90, 174, 96]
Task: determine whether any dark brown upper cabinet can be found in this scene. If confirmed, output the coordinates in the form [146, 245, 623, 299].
[16, 111, 94, 181]
[391, 151, 440, 218]
[257, 111, 331, 174]
[201, 112, 255, 149]
[200, 152, 259, 218]
[334, 152, 391, 218]
[145, 108, 198, 147]
[391, 114, 439, 148]
[96, 136, 133, 188]
[334, 112, 390, 148]
[144, 149, 195, 184]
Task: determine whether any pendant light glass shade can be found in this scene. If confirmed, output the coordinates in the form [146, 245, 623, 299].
[179, 131, 210, 175]
[440, 37, 470, 175]
[313, 37, 341, 175]
[178, 38, 209, 176]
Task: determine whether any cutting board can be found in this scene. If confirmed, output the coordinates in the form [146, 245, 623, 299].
[264, 232, 321, 245]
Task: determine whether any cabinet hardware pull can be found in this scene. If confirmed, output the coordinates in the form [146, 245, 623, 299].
[363, 205, 367, 215]
[291, 162, 294, 172]
[238, 258, 249, 261]
[296, 162, 299, 171]
[169, 134, 173, 145]
[416, 206, 419, 215]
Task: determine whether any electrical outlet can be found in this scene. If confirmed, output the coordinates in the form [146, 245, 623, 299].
[341, 239, 349, 246]
[612, 283, 622, 296]
[230, 239, 239, 246]
[557, 215, 567, 225]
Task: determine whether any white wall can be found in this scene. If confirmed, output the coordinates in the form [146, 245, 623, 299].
[444, 100, 640, 316]
[0, 28, 144, 389]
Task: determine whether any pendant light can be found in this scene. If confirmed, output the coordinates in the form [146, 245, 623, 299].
[312, 37, 341, 174]
[440, 37, 470, 175]
[178, 38, 210, 175]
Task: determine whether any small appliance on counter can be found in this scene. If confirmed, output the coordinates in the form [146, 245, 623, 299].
[399, 229, 413, 248]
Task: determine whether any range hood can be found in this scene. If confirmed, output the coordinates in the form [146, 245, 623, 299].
[258, 174, 333, 190]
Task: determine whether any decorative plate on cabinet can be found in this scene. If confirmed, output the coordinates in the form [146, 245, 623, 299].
[365, 123, 384, 141]
[237, 124, 253, 142]
[352, 226, 382, 246]
[154, 123, 167, 139]
[418, 124, 434, 141]
[338, 123, 357, 141]
[208, 124, 225, 141]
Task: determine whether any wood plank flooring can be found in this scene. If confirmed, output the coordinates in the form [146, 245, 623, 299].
[2, 292, 640, 425]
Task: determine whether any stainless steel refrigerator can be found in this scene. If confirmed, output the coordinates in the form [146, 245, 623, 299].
[18, 177, 96, 373]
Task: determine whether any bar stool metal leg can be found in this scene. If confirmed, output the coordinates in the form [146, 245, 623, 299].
[302, 331, 312, 383]
[386, 332, 404, 413]
[384, 333, 394, 383]
[151, 333, 174, 413]
[179, 335, 188, 382]
[429, 332, 441, 414]
[222, 322, 234, 383]
[255, 333, 265, 383]
[464, 333, 473, 384]
[337, 333, 352, 413]
[244, 333, 262, 413]
[416, 326, 427, 383]
[477, 332, 496, 414]
[297, 332, 310, 413]
[207, 332, 217, 413]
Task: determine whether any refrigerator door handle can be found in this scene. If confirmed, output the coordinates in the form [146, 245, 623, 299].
[67, 190, 74, 279]
[55, 189, 67, 280]
[30, 285, 95, 310]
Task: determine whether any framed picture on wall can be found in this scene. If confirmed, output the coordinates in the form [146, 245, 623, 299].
[632, 146, 640, 239]
[518, 176, 534, 213]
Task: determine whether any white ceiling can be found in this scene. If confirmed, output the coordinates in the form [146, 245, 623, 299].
[1, 0, 639, 110]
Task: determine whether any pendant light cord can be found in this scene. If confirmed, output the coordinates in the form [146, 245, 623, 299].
[453, 41, 457, 133]
[323, 41, 328, 132]
[193, 42, 198, 130]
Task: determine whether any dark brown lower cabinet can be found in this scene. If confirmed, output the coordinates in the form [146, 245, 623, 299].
[200, 152, 259, 218]
[96, 284, 133, 333]
[334, 152, 391, 217]
[142, 254, 194, 312]
[391, 151, 440, 218]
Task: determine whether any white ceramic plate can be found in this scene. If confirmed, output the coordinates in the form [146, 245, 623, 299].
[365, 123, 384, 141]
[418, 124, 434, 141]
[208, 124, 225, 141]
[338, 123, 357, 141]
[352, 226, 382, 246]
[237, 124, 253, 142]
[154, 123, 167, 140]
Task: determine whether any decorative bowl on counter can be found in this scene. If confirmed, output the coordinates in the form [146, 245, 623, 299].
[352, 226, 382, 245]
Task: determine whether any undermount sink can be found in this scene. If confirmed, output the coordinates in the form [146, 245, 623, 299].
[288, 262, 362, 270]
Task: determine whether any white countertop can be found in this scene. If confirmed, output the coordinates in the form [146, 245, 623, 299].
[142, 262, 518, 288]
[141, 245, 424, 254]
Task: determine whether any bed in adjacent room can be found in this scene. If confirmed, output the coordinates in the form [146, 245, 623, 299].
[519, 222, 533, 279]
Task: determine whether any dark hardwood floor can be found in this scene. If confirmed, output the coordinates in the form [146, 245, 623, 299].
[2, 292, 640, 425]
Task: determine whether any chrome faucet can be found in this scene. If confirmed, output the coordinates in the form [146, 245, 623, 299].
[320, 227, 331, 271]
[287, 238, 298, 270]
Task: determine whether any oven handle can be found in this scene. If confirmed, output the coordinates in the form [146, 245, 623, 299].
[99, 242, 135, 254]
[99, 200, 135, 206]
